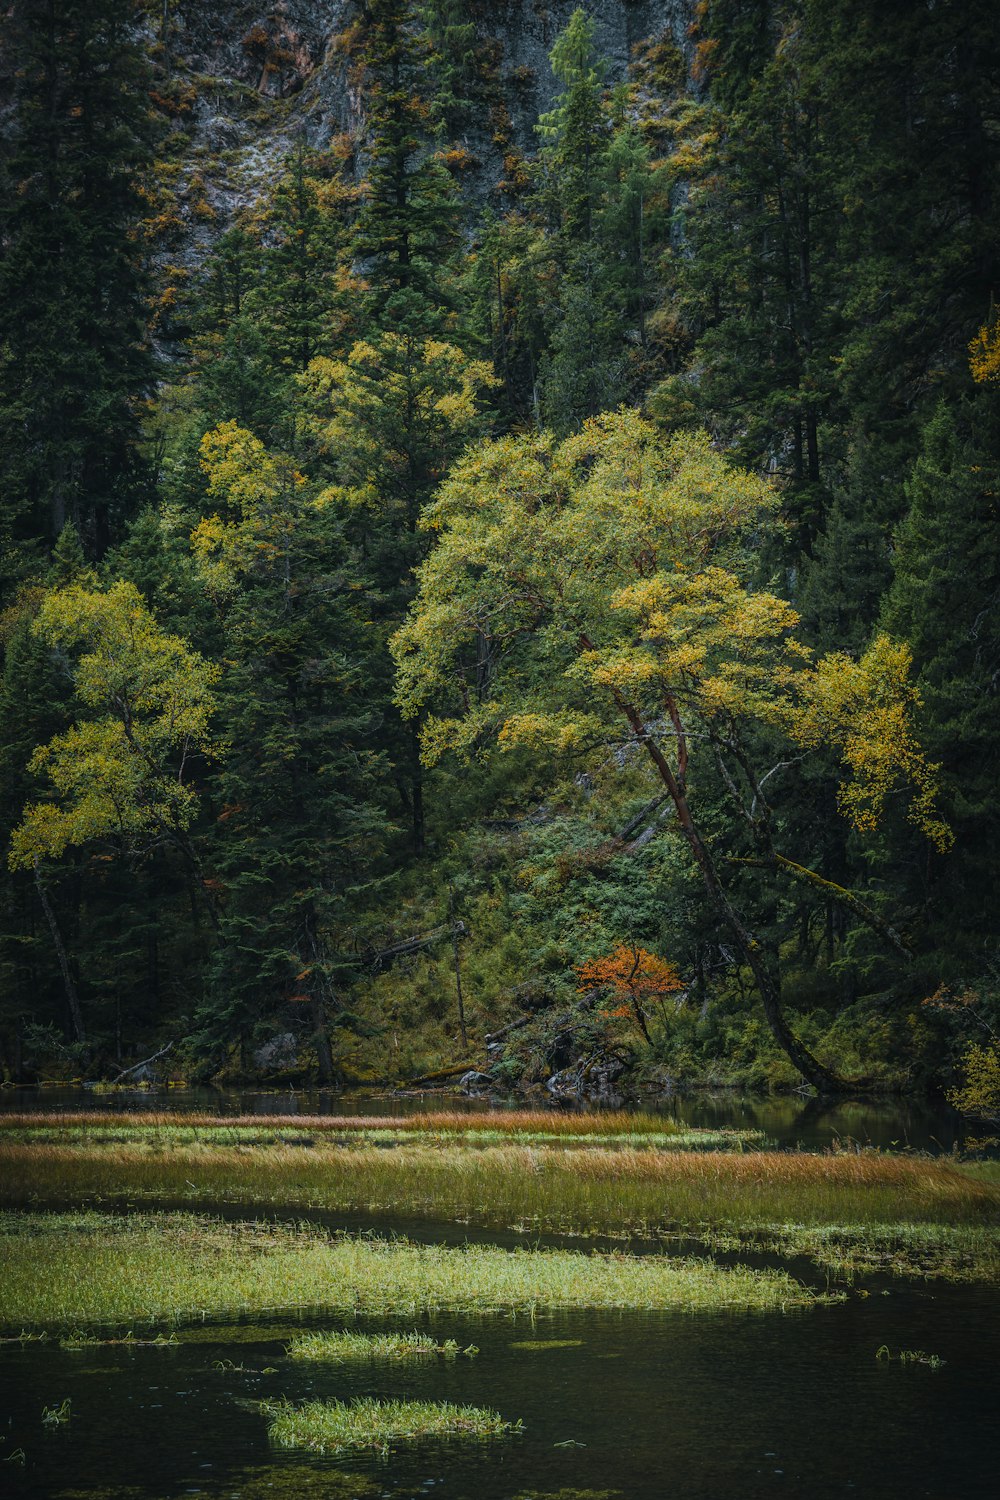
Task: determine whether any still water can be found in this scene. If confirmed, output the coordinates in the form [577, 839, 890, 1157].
[3, 1290, 998, 1500]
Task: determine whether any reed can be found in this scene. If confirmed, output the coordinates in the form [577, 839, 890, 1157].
[0, 1111, 760, 1151]
[0, 1108, 689, 1137]
[265, 1397, 515, 1454]
[1, 1135, 995, 1227]
[0, 1212, 826, 1328]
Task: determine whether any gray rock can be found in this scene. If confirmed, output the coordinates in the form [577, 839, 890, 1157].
[253, 1031, 301, 1073]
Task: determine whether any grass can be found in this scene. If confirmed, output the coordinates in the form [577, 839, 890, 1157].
[41, 1398, 71, 1427]
[286, 1329, 474, 1362]
[265, 1397, 515, 1454]
[0, 1212, 827, 1329]
[2, 1129, 997, 1280]
[0, 1109, 761, 1151]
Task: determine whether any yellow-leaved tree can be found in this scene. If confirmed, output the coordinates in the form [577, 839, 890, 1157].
[392, 411, 950, 1091]
[8, 581, 219, 1044]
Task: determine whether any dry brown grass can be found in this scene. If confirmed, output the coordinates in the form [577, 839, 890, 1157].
[0, 1108, 681, 1137]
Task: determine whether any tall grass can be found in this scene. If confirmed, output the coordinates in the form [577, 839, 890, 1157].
[2, 1128, 997, 1281]
[0, 1212, 826, 1328]
[0, 1110, 759, 1151]
[0, 1109, 687, 1137]
[265, 1397, 515, 1454]
[2, 1135, 995, 1229]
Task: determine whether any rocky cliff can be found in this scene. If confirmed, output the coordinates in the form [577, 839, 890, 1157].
[149, 1, 694, 282]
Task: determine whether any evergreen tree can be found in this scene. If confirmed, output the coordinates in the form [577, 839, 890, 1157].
[882, 399, 1000, 961]
[352, 0, 461, 334]
[192, 423, 389, 1079]
[0, 0, 157, 574]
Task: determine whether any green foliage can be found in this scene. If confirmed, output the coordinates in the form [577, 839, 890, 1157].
[949, 1043, 1000, 1125]
[0, 0, 157, 570]
[1, 0, 997, 1096]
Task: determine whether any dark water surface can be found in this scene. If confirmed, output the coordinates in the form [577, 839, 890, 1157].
[3, 1291, 997, 1500]
[0, 1084, 967, 1152]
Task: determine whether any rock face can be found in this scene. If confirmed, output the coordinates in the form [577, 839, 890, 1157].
[148, 1, 693, 284]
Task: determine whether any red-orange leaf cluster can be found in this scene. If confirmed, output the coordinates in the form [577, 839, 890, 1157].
[576, 944, 684, 1002]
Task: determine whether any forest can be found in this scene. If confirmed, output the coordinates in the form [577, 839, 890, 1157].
[1, 0, 999, 1106]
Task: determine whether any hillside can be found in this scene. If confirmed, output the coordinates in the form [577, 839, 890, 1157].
[0, 0, 998, 1110]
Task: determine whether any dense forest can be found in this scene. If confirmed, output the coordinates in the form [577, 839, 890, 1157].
[1, 0, 999, 1103]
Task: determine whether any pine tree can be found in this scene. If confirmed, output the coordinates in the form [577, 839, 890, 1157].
[352, 0, 461, 334]
[192, 423, 389, 1080]
[0, 0, 158, 574]
[882, 399, 1000, 960]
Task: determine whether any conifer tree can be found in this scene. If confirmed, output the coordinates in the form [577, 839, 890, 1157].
[0, 0, 157, 572]
[882, 399, 1000, 960]
[352, 0, 461, 334]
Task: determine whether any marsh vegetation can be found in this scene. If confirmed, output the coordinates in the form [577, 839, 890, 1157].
[3, 1112, 997, 1281]
[1, 1102, 998, 1499]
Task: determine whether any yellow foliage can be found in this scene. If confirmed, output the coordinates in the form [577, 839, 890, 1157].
[969, 318, 1000, 383]
[9, 583, 219, 869]
[393, 411, 948, 851]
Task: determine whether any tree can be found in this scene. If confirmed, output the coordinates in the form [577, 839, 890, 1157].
[302, 333, 495, 853]
[393, 412, 948, 1090]
[881, 399, 1000, 962]
[577, 944, 684, 1045]
[351, 0, 461, 334]
[6, 579, 219, 1048]
[8, 581, 219, 874]
[0, 0, 157, 570]
[536, 9, 609, 245]
[191, 422, 388, 1079]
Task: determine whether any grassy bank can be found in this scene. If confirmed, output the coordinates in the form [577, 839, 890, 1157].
[2, 1129, 998, 1280]
[265, 1397, 516, 1454]
[0, 1212, 826, 1328]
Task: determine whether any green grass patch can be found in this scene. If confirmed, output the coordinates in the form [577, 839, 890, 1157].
[286, 1329, 474, 1362]
[0, 1212, 827, 1329]
[266, 1396, 515, 1454]
[3, 1130, 998, 1280]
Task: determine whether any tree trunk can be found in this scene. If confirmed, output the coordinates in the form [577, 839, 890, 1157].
[611, 695, 845, 1093]
[33, 859, 86, 1050]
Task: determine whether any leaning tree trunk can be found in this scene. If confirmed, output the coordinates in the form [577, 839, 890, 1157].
[611, 693, 846, 1094]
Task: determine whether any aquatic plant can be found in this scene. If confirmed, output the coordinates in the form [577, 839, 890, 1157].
[265, 1396, 516, 1454]
[286, 1329, 475, 1362]
[1, 1130, 997, 1281]
[41, 1398, 71, 1426]
[876, 1345, 946, 1369]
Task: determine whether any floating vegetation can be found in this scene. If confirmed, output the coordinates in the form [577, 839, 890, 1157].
[265, 1396, 517, 1455]
[711, 1220, 1000, 1283]
[59, 1329, 178, 1349]
[41, 1398, 72, 1426]
[0, 1211, 829, 1328]
[286, 1329, 475, 1362]
[220, 1467, 378, 1500]
[876, 1345, 946, 1369]
[509, 1340, 585, 1350]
